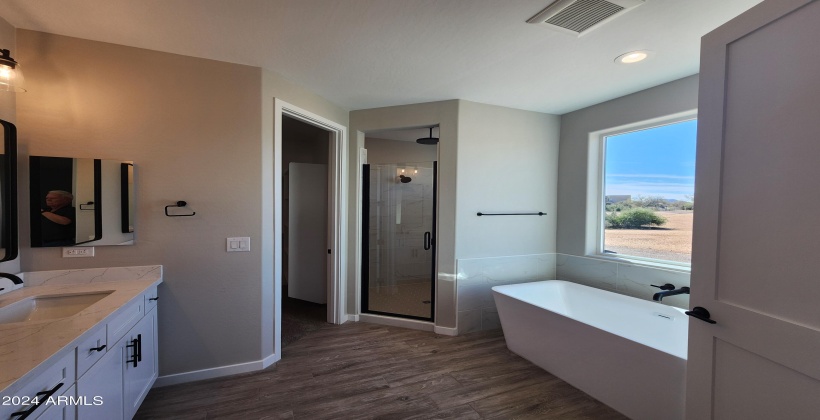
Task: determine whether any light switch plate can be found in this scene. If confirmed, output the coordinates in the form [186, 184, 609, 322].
[227, 237, 250, 252]
[63, 247, 95, 258]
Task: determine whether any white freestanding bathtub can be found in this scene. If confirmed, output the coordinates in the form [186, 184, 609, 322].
[492, 280, 687, 420]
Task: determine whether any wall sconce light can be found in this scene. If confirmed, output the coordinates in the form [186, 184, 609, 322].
[0, 49, 25, 92]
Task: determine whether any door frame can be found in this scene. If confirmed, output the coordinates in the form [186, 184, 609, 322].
[273, 98, 347, 355]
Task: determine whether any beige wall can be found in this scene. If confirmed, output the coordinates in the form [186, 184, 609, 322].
[350, 100, 459, 329]
[365, 137, 437, 164]
[456, 101, 560, 258]
[15, 30, 351, 379]
[260, 70, 349, 358]
[553, 76, 696, 310]
[351, 100, 560, 331]
[557, 75, 699, 255]
[16, 30, 266, 377]
[0, 15, 20, 274]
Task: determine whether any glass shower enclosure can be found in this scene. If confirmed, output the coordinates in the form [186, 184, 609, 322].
[362, 161, 436, 321]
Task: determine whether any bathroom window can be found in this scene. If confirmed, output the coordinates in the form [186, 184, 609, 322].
[600, 118, 697, 266]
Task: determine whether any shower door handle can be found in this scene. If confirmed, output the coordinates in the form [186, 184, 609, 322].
[423, 232, 431, 250]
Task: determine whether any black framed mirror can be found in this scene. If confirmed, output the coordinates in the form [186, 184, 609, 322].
[0, 119, 18, 261]
[29, 156, 136, 247]
[30, 156, 102, 247]
[121, 163, 134, 234]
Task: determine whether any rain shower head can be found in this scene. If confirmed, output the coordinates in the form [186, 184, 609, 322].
[416, 127, 439, 145]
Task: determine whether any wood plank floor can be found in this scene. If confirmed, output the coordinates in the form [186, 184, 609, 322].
[136, 322, 627, 419]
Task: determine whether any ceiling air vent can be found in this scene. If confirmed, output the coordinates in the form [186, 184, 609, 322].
[527, 0, 644, 36]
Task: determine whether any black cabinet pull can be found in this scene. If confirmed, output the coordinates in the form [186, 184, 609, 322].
[423, 232, 431, 250]
[126, 342, 138, 367]
[685, 306, 717, 324]
[149, 297, 159, 301]
[90, 344, 106, 352]
[10, 382, 64, 419]
[126, 334, 142, 367]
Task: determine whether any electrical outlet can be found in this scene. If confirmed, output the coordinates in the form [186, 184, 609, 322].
[63, 247, 95, 258]
[227, 237, 250, 252]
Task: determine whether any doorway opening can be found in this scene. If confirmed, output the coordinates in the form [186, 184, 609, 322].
[281, 115, 330, 347]
[273, 99, 347, 361]
[361, 127, 439, 321]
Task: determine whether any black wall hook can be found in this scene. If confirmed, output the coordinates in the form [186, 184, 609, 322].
[165, 200, 196, 217]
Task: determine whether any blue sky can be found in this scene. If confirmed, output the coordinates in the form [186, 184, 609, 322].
[605, 119, 697, 201]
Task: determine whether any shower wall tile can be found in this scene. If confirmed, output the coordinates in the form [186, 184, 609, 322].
[556, 254, 618, 291]
[617, 263, 690, 309]
[454, 253, 689, 334]
[481, 307, 501, 331]
[452, 253, 691, 336]
[456, 253, 556, 334]
[555, 254, 691, 309]
[457, 309, 482, 335]
[458, 254, 555, 286]
[457, 280, 492, 313]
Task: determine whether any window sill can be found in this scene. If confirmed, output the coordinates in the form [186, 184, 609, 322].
[586, 253, 691, 273]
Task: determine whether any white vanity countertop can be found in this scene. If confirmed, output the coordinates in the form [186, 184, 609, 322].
[0, 265, 162, 393]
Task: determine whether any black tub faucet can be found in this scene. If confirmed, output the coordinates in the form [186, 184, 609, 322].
[651, 283, 690, 301]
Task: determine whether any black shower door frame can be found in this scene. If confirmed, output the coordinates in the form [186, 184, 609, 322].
[361, 162, 437, 322]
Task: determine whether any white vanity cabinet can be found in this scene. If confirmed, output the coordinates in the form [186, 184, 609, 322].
[0, 352, 75, 420]
[75, 325, 108, 379]
[76, 344, 124, 419]
[35, 385, 76, 420]
[122, 307, 157, 419]
[2, 284, 159, 420]
[77, 286, 158, 420]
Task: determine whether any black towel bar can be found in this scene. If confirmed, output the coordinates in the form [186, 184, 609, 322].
[477, 212, 546, 216]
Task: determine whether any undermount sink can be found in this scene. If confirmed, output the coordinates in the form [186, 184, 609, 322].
[0, 291, 113, 324]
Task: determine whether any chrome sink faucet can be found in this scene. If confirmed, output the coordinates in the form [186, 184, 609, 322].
[651, 283, 690, 301]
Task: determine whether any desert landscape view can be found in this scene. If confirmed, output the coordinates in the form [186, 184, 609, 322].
[605, 210, 694, 263]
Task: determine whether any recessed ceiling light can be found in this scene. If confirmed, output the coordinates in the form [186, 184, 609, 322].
[615, 50, 652, 64]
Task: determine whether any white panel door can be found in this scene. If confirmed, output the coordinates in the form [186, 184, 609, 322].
[687, 1, 820, 419]
[288, 163, 328, 304]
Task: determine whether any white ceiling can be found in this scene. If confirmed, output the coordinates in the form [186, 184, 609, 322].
[0, 0, 762, 114]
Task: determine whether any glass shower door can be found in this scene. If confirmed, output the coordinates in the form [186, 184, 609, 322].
[362, 161, 436, 321]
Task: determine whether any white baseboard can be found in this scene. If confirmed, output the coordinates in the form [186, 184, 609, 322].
[356, 314, 458, 336]
[343, 314, 359, 323]
[434, 325, 458, 336]
[358, 313, 434, 332]
[154, 353, 279, 387]
[261, 352, 280, 369]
